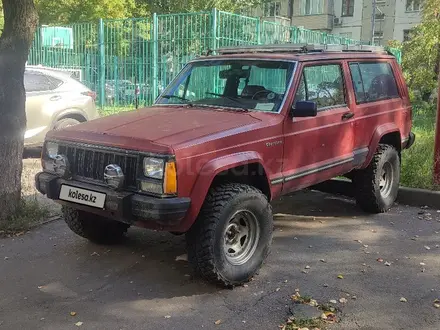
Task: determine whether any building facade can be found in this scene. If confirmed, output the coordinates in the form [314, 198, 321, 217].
[250, 0, 423, 44]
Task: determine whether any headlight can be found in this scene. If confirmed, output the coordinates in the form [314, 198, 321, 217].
[46, 142, 59, 159]
[143, 157, 164, 179]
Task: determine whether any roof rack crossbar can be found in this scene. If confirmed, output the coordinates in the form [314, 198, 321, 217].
[215, 43, 387, 55]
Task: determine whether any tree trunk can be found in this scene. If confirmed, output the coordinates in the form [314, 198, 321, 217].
[0, 0, 38, 225]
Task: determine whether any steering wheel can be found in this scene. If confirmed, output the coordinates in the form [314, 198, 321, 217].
[252, 89, 274, 100]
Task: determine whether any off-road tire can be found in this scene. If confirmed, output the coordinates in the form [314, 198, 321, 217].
[62, 206, 129, 244]
[186, 183, 273, 287]
[54, 118, 81, 130]
[353, 144, 400, 213]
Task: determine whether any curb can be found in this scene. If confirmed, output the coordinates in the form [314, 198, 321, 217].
[312, 179, 440, 210]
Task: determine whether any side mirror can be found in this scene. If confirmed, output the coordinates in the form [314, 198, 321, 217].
[291, 101, 318, 117]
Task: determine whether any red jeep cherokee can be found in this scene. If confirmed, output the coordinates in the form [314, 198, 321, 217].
[36, 44, 415, 287]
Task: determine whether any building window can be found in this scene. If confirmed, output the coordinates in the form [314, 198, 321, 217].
[301, 0, 325, 15]
[403, 29, 412, 41]
[406, 0, 422, 12]
[341, 0, 354, 17]
[264, 2, 282, 16]
[373, 31, 384, 45]
[339, 32, 353, 39]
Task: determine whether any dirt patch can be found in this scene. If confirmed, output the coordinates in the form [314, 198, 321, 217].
[22, 157, 60, 216]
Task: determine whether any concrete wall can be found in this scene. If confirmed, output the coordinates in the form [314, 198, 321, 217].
[393, 0, 421, 41]
[332, 0, 363, 40]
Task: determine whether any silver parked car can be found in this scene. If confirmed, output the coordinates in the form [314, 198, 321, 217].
[24, 66, 99, 147]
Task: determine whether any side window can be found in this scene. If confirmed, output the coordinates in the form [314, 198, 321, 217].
[24, 71, 62, 92]
[349, 62, 400, 103]
[294, 64, 345, 109]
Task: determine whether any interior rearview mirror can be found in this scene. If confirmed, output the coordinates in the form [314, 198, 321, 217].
[291, 101, 317, 118]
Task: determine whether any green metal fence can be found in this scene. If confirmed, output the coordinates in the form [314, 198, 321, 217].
[27, 8, 402, 110]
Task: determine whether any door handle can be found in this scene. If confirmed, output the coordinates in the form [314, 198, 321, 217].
[342, 112, 354, 120]
[50, 95, 61, 101]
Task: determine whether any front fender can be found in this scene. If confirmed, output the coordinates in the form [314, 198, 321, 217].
[361, 123, 400, 169]
[178, 151, 268, 232]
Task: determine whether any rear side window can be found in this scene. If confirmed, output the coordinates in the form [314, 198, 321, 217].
[24, 71, 63, 92]
[348, 62, 400, 103]
[294, 64, 345, 110]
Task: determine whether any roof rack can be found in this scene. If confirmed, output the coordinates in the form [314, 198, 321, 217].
[215, 43, 388, 55]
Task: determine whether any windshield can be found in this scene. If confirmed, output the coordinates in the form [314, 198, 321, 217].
[156, 59, 296, 113]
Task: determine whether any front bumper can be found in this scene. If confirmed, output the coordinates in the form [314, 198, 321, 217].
[35, 172, 190, 227]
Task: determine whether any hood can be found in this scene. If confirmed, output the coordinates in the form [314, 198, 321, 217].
[47, 106, 262, 152]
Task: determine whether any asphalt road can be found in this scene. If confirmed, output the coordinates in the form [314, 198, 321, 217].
[1, 190, 440, 330]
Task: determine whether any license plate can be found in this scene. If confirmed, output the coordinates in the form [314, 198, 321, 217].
[59, 185, 106, 209]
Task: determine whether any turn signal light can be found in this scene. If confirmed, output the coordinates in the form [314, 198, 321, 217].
[164, 161, 177, 195]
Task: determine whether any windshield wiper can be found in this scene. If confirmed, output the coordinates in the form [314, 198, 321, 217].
[206, 92, 249, 112]
[161, 94, 193, 106]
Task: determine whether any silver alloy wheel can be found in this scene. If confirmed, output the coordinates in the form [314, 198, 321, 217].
[223, 210, 260, 266]
[379, 161, 394, 198]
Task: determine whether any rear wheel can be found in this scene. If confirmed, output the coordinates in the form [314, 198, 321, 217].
[186, 183, 273, 287]
[353, 144, 400, 213]
[62, 206, 129, 244]
[54, 118, 81, 130]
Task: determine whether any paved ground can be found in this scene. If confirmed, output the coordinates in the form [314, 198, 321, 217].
[1, 190, 440, 330]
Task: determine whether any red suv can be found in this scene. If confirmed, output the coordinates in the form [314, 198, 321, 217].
[36, 44, 415, 287]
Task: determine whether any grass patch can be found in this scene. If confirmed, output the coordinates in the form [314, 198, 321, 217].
[98, 106, 136, 117]
[401, 105, 438, 190]
[0, 198, 50, 237]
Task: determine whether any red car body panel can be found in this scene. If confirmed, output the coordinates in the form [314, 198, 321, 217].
[43, 51, 412, 232]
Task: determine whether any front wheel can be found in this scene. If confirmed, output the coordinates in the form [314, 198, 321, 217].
[353, 144, 400, 213]
[62, 206, 129, 244]
[186, 183, 273, 287]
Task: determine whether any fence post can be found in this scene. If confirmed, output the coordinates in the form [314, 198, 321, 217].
[212, 8, 217, 50]
[256, 19, 261, 45]
[98, 18, 105, 108]
[152, 13, 159, 101]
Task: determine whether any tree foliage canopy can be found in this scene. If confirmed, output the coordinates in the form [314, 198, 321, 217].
[395, 0, 440, 100]
[33, 0, 268, 25]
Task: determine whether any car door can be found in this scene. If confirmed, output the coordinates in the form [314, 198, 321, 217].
[24, 70, 62, 143]
[281, 61, 356, 193]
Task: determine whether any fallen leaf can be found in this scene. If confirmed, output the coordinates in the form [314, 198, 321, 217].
[337, 275, 344, 279]
[339, 297, 348, 303]
[377, 258, 384, 263]
[214, 319, 222, 325]
[434, 303, 440, 309]
[75, 322, 83, 327]
[70, 312, 77, 316]
[400, 297, 408, 303]
[175, 254, 188, 262]
[309, 299, 318, 307]
[321, 313, 327, 319]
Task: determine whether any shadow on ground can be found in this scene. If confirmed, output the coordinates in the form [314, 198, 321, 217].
[1, 190, 440, 330]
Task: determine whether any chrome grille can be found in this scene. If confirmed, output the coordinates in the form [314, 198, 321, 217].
[58, 144, 139, 188]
